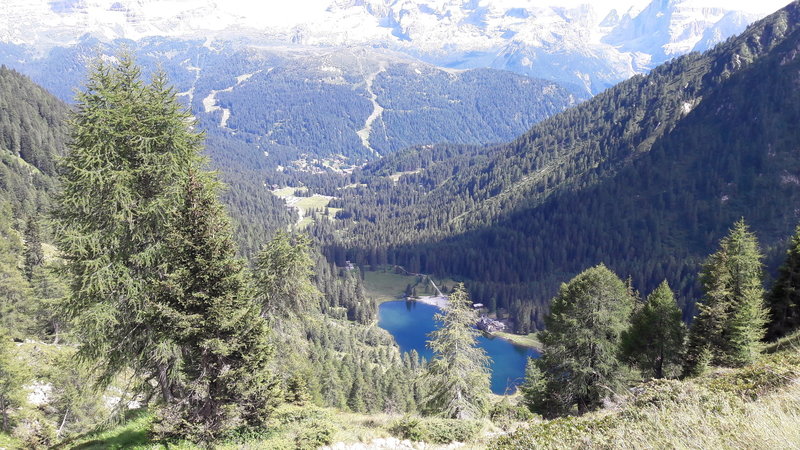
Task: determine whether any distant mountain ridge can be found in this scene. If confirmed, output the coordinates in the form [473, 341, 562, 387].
[0, 0, 790, 93]
[0, 39, 579, 164]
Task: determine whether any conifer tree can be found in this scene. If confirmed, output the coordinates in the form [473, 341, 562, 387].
[684, 219, 767, 373]
[54, 54, 203, 395]
[153, 170, 278, 440]
[526, 264, 634, 416]
[22, 216, 43, 282]
[30, 263, 68, 343]
[767, 224, 800, 340]
[520, 358, 547, 414]
[347, 372, 366, 413]
[621, 281, 686, 379]
[254, 232, 319, 320]
[0, 328, 28, 432]
[422, 284, 490, 419]
[0, 201, 33, 339]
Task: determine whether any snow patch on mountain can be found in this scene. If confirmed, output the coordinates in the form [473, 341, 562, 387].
[0, 0, 791, 93]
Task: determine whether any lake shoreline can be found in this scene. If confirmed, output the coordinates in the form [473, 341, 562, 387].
[411, 295, 449, 308]
[485, 330, 542, 351]
[400, 298, 541, 350]
[378, 299, 537, 395]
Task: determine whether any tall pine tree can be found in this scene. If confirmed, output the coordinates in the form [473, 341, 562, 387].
[0, 201, 34, 339]
[767, 224, 800, 340]
[422, 284, 490, 419]
[55, 54, 203, 395]
[22, 216, 43, 282]
[621, 281, 686, 379]
[153, 170, 278, 440]
[684, 219, 767, 374]
[0, 327, 28, 432]
[254, 232, 319, 320]
[526, 264, 634, 416]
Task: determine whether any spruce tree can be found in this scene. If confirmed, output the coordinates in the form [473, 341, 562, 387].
[684, 219, 767, 373]
[347, 372, 366, 413]
[22, 216, 43, 282]
[422, 284, 490, 419]
[0, 201, 34, 339]
[520, 358, 547, 414]
[527, 264, 634, 416]
[153, 170, 278, 440]
[767, 224, 800, 340]
[254, 232, 319, 320]
[621, 281, 686, 379]
[0, 328, 28, 432]
[54, 54, 203, 394]
[30, 263, 68, 343]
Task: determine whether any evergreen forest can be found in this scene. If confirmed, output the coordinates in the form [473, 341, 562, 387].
[1, 1, 800, 449]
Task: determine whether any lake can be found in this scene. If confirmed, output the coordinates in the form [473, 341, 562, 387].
[378, 300, 539, 395]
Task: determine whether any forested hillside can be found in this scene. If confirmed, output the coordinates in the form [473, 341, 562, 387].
[0, 55, 429, 448]
[325, 2, 800, 331]
[0, 39, 580, 164]
[3, 3, 800, 448]
[0, 66, 68, 222]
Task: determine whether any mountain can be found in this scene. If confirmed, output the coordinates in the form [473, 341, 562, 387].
[323, 1, 800, 331]
[0, 0, 789, 94]
[0, 64, 293, 257]
[0, 38, 580, 166]
[0, 66, 69, 223]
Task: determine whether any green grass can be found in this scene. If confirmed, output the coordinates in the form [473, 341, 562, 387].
[363, 268, 417, 303]
[294, 195, 332, 210]
[0, 432, 22, 449]
[271, 187, 298, 198]
[362, 266, 459, 304]
[64, 406, 497, 450]
[66, 410, 172, 450]
[273, 185, 341, 230]
[493, 332, 800, 449]
[296, 216, 315, 230]
[327, 207, 343, 219]
[490, 331, 542, 350]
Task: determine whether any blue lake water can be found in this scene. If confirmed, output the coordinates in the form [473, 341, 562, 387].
[378, 300, 539, 395]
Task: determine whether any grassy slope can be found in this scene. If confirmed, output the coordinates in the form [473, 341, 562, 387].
[362, 266, 458, 304]
[493, 333, 800, 449]
[65, 406, 493, 449]
[272, 186, 336, 230]
[489, 332, 542, 350]
[50, 332, 800, 449]
[362, 268, 419, 303]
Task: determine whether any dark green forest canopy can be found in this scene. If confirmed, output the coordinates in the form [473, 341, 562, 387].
[0, 66, 69, 223]
[318, 2, 800, 331]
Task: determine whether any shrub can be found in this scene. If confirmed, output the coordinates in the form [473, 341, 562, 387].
[422, 418, 483, 444]
[387, 416, 425, 442]
[702, 353, 800, 399]
[12, 410, 56, 450]
[489, 400, 536, 431]
[629, 379, 716, 408]
[265, 404, 336, 450]
[493, 415, 616, 449]
[388, 416, 483, 444]
[269, 404, 330, 426]
[295, 420, 335, 449]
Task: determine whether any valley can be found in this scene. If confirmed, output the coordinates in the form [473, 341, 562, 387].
[1, 1, 800, 449]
